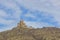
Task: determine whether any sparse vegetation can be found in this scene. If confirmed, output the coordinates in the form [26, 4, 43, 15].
[0, 20, 60, 40]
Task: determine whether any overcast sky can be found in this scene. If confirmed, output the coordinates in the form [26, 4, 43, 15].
[0, 0, 60, 32]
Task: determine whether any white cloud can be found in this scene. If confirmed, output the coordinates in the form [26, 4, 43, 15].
[0, 17, 18, 32]
[0, 18, 15, 25]
[0, 10, 16, 29]
[0, 0, 22, 32]
[24, 13, 36, 18]
[25, 21, 55, 28]
[0, 0, 60, 31]
[0, 10, 8, 17]
[15, 0, 60, 25]
[0, 0, 22, 19]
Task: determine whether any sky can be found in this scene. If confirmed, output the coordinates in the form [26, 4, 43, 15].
[0, 0, 60, 32]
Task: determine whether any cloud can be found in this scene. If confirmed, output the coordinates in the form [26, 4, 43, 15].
[0, 0, 22, 32]
[13, 0, 60, 27]
[0, 10, 8, 17]
[0, 18, 15, 25]
[15, 0, 60, 24]
[24, 13, 36, 18]
[25, 21, 55, 28]
[0, 0, 22, 19]
[23, 10, 60, 27]
[0, 0, 60, 32]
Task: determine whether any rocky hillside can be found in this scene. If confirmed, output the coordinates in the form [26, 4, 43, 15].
[0, 20, 60, 40]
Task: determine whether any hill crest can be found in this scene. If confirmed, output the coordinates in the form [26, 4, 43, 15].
[0, 20, 60, 40]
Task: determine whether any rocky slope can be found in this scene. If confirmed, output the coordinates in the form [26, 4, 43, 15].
[0, 20, 60, 40]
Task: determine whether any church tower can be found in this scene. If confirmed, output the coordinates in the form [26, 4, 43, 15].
[17, 20, 27, 28]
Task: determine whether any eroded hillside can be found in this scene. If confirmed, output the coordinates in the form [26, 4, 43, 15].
[0, 20, 60, 40]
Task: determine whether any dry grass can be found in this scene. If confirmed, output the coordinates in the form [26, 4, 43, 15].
[0, 20, 60, 40]
[0, 27, 60, 40]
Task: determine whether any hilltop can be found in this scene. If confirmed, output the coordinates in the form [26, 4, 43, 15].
[0, 20, 60, 40]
